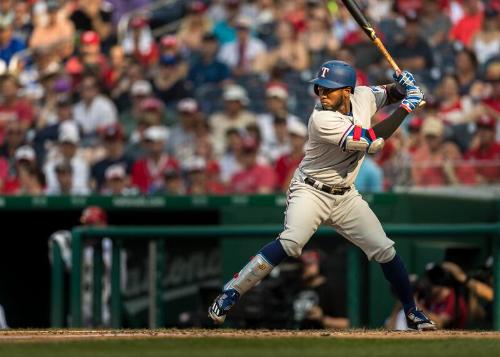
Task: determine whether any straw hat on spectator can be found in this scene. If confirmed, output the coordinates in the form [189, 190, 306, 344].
[58, 122, 80, 144]
[130, 80, 153, 97]
[105, 164, 127, 180]
[287, 120, 308, 138]
[223, 84, 249, 105]
[266, 84, 288, 100]
[177, 98, 199, 113]
[421, 117, 444, 137]
[15, 145, 36, 162]
[143, 126, 169, 142]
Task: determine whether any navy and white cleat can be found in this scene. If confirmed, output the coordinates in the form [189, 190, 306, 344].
[406, 308, 437, 331]
[208, 289, 240, 324]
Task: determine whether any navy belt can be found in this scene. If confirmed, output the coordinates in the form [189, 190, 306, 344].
[304, 177, 351, 195]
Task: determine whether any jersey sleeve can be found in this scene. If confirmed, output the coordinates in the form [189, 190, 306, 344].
[369, 85, 389, 111]
[310, 111, 354, 147]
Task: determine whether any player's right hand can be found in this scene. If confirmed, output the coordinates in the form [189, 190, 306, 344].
[400, 85, 424, 113]
[393, 70, 416, 89]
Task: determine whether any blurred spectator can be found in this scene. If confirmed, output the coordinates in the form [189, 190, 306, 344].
[258, 84, 302, 163]
[218, 15, 266, 77]
[450, 0, 484, 47]
[408, 116, 424, 154]
[0, 10, 25, 66]
[177, 1, 212, 52]
[0, 74, 34, 144]
[465, 115, 500, 183]
[292, 250, 349, 329]
[91, 123, 133, 191]
[455, 48, 480, 95]
[151, 165, 185, 195]
[435, 74, 475, 150]
[119, 79, 153, 136]
[121, 15, 158, 68]
[275, 120, 307, 192]
[105, 45, 126, 92]
[101, 163, 137, 195]
[15, 147, 44, 195]
[228, 136, 276, 194]
[336, 47, 369, 86]
[65, 31, 111, 84]
[44, 122, 90, 195]
[421, 263, 468, 329]
[131, 126, 179, 194]
[212, 0, 244, 45]
[355, 156, 384, 193]
[472, 7, 500, 66]
[390, 14, 434, 76]
[254, 20, 308, 74]
[36, 63, 68, 130]
[411, 117, 477, 186]
[152, 54, 192, 108]
[1, 144, 41, 195]
[209, 84, 257, 156]
[167, 98, 201, 162]
[70, 0, 113, 51]
[73, 74, 117, 139]
[183, 156, 225, 195]
[34, 94, 75, 163]
[12, 1, 32, 43]
[301, 6, 339, 73]
[187, 33, 230, 89]
[29, 0, 75, 60]
[442, 260, 493, 327]
[376, 128, 413, 190]
[420, 0, 452, 48]
[219, 128, 243, 184]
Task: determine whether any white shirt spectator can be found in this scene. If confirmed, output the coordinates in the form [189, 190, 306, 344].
[73, 95, 117, 136]
[44, 155, 90, 195]
[257, 113, 302, 162]
[217, 37, 266, 71]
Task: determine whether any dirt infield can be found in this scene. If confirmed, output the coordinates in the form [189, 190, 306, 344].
[0, 329, 499, 342]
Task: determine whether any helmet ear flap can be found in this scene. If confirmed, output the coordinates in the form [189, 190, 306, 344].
[314, 84, 319, 96]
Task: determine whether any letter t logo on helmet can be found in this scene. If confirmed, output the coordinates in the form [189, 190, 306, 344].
[320, 67, 330, 78]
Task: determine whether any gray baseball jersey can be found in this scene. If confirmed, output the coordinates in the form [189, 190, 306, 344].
[294, 86, 388, 186]
[281, 85, 396, 263]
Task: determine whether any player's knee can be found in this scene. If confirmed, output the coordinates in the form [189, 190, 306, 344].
[278, 239, 303, 258]
[372, 246, 396, 264]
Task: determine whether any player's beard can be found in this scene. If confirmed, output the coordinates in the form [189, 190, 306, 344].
[322, 95, 343, 111]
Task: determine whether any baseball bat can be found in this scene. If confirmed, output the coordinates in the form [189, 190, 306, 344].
[340, 0, 425, 106]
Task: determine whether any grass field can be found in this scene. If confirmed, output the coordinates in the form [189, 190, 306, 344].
[0, 330, 499, 357]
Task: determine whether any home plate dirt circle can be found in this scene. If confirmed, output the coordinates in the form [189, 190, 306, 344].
[0, 329, 499, 342]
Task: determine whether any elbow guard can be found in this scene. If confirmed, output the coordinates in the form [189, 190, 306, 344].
[343, 125, 385, 154]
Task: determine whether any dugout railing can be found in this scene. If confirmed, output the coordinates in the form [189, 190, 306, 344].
[51, 224, 500, 330]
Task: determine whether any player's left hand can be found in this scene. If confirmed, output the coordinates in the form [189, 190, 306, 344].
[393, 70, 416, 90]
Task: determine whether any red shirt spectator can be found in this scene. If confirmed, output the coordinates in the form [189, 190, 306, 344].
[450, 0, 484, 47]
[0, 75, 34, 144]
[229, 138, 276, 194]
[131, 126, 179, 193]
[465, 115, 500, 183]
[275, 155, 302, 190]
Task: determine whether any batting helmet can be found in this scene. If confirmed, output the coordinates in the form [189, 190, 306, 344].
[80, 206, 107, 226]
[310, 60, 356, 95]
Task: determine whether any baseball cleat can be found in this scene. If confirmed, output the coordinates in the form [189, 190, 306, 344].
[406, 308, 437, 331]
[208, 289, 240, 324]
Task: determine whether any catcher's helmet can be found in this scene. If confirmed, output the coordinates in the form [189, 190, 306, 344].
[310, 60, 356, 95]
[80, 206, 107, 225]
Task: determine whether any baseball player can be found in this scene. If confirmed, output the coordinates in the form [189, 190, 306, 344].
[209, 60, 436, 331]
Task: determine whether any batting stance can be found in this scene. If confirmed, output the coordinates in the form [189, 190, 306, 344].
[209, 60, 436, 331]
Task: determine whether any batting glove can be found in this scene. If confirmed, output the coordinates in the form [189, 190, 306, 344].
[400, 85, 424, 113]
[393, 70, 416, 92]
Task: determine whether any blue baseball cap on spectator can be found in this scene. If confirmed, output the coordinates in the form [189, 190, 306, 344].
[160, 55, 178, 66]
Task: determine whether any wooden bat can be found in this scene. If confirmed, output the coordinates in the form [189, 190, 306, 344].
[340, 0, 425, 106]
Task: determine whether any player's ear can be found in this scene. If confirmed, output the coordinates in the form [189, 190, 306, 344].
[343, 87, 350, 99]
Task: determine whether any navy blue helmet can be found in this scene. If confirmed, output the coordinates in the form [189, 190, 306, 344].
[310, 60, 356, 95]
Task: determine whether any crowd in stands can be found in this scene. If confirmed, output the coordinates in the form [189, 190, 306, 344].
[0, 0, 498, 196]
